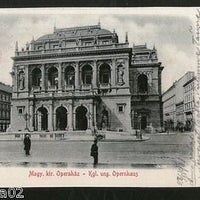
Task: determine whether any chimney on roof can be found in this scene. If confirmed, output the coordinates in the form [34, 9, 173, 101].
[54, 23, 56, 32]
[98, 18, 101, 26]
[153, 43, 156, 50]
[15, 41, 18, 52]
[125, 32, 128, 43]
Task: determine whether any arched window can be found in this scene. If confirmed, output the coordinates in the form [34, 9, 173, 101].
[99, 63, 111, 84]
[31, 68, 41, 87]
[65, 66, 75, 86]
[48, 66, 58, 87]
[82, 65, 92, 84]
[137, 74, 148, 93]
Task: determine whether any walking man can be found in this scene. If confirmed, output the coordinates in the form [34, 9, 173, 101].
[90, 139, 98, 167]
[24, 134, 31, 156]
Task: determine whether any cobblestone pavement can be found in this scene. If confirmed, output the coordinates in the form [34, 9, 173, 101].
[0, 132, 194, 168]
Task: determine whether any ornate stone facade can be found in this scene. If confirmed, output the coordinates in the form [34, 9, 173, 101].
[10, 24, 163, 132]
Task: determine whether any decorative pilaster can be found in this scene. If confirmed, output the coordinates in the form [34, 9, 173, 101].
[48, 103, 53, 131]
[68, 103, 73, 131]
[93, 60, 97, 89]
[58, 63, 62, 91]
[75, 62, 79, 90]
[25, 65, 29, 91]
[41, 64, 45, 91]
[29, 101, 34, 131]
[73, 108, 76, 130]
[124, 58, 129, 86]
[93, 102, 97, 128]
[111, 59, 116, 86]
[89, 103, 93, 129]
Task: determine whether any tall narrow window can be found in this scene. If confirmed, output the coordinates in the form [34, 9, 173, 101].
[99, 63, 111, 84]
[137, 74, 148, 93]
[65, 66, 75, 86]
[82, 65, 93, 84]
[48, 66, 58, 87]
[31, 67, 41, 87]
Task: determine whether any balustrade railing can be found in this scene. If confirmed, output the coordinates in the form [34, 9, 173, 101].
[15, 43, 129, 57]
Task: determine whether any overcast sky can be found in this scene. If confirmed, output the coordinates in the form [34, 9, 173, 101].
[0, 8, 197, 91]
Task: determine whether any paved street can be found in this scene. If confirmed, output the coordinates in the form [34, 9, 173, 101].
[0, 132, 194, 168]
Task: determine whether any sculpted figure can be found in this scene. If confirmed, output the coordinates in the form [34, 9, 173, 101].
[19, 71, 25, 90]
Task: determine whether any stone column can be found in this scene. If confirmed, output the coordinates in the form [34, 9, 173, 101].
[58, 63, 62, 92]
[25, 65, 29, 92]
[92, 60, 97, 89]
[89, 103, 93, 129]
[68, 103, 73, 131]
[93, 102, 97, 128]
[73, 108, 76, 130]
[124, 58, 129, 86]
[48, 103, 53, 131]
[53, 111, 56, 131]
[111, 59, 116, 86]
[38, 113, 41, 131]
[29, 101, 34, 131]
[75, 62, 79, 90]
[41, 64, 45, 91]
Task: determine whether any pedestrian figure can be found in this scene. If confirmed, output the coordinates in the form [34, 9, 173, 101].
[90, 139, 98, 167]
[24, 134, 31, 156]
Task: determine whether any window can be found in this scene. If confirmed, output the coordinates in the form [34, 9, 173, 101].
[85, 42, 92, 46]
[102, 40, 110, 45]
[17, 106, 24, 115]
[82, 65, 93, 84]
[137, 74, 148, 93]
[117, 104, 126, 113]
[65, 66, 75, 86]
[99, 64, 111, 84]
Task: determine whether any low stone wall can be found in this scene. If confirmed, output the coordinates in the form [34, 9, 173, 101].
[0, 130, 133, 141]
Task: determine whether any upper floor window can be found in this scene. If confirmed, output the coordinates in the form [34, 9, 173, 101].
[102, 40, 110, 45]
[82, 65, 93, 84]
[48, 66, 58, 87]
[65, 66, 75, 86]
[137, 74, 148, 93]
[31, 67, 41, 87]
[99, 63, 111, 84]
[85, 42, 92, 46]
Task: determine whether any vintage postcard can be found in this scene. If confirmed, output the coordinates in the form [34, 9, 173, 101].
[0, 7, 199, 188]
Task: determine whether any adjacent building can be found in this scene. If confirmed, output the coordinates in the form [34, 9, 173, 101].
[183, 76, 195, 131]
[162, 71, 195, 131]
[10, 24, 163, 133]
[0, 82, 12, 132]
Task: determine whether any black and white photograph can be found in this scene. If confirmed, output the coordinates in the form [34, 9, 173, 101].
[0, 8, 199, 187]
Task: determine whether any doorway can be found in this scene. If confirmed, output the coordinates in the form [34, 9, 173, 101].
[37, 107, 48, 131]
[56, 106, 68, 130]
[76, 106, 88, 130]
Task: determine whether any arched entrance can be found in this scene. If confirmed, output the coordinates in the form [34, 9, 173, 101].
[56, 106, 68, 130]
[76, 106, 88, 130]
[37, 107, 48, 131]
